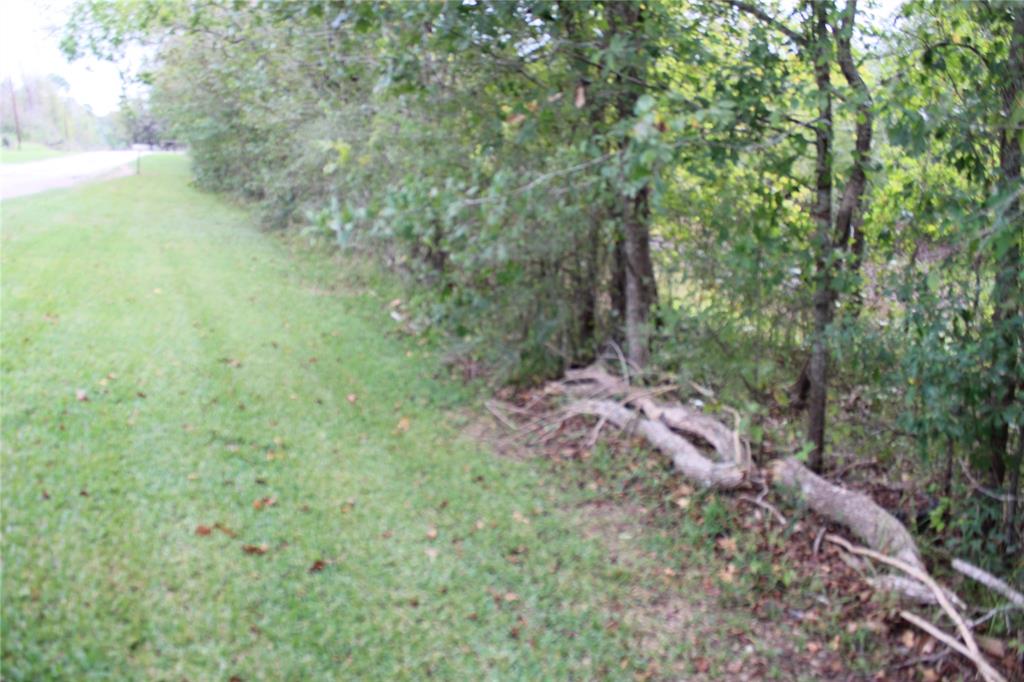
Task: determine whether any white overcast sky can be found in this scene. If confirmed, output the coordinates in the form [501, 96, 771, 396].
[0, 0, 906, 118]
[0, 0, 124, 115]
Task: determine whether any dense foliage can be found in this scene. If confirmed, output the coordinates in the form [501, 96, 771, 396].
[64, 0, 1021, 579]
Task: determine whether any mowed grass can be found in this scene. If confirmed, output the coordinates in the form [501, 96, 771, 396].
[1, 156, 641, 680]
[0, 143, 69, 164]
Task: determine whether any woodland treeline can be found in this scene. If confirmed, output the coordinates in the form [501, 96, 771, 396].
[1, 75, 115, 149]
[64, 1, 1021, 582]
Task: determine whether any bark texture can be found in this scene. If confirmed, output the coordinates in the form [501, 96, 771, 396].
[772, 457, 923, 570]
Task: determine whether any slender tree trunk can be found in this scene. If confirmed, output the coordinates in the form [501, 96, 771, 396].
[992, 5, 1023, 521]
[8, 80, 22, 149]
[605, 0, 657, 369]
[806, 0, 834, 472]
[833, 0, 872, 315]
[621, 188, 657, 368]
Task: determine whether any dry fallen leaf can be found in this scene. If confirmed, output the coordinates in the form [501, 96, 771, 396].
[308, 559, 327, 573]
[674, 497, 690, 510]
[195, 525, 212, 536]
[504, 592, 519, 602]
[426, 527, 438, 540]
[242, 544, 269, 555]
[718, 563, 737, 584]
[252, 497, 277, 510]
[716, 536, 738, 554]
[512, 510, 530, 525]
[396, 417, 411, 433]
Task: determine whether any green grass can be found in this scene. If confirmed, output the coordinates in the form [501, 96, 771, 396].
[0, 142, 69, 164]
[1, 156, 644, 680]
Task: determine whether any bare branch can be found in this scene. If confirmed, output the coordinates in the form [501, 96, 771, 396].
[719, 0, 807, 48]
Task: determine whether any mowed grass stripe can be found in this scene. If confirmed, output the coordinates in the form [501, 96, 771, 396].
[1, 155, 642, 680]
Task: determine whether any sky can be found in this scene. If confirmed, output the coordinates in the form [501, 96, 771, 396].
[0, 0, 125, 115]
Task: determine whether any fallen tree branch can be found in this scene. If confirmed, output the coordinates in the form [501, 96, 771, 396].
[773, 458, 924, 570]
[826, 534, 987, 676]
[952, 558, 1024, 610]
[900, 610, 1007, 682]
[568, 399, 746, 489]
[868, 575, 944, 605]
[564, 365, 742, 463]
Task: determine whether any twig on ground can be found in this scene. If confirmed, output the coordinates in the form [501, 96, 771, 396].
[738, 494, 788, 525]
[900, 611, 1007, 682]
[484, 400, 518, 431]
[826, 534, 998, 681]
[889, 649, 951, 671]
[952, 558, 1024, 610]
[812, 526, 827, 557]
[585, 415, 608, 449]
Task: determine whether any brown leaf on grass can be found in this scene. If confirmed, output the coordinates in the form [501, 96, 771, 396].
[426, 527, 438, 540]
[396, 417, 411, 433]
[716, 536, 738, 554]
[195, 525, 212, 536]
[242, 544, 269, 555]
[252, 496, 277, 510]
[75, 389, 89, 402]
[340, 498, 355, 514]
[694, 657, 710, 673]
[504, 592, 519, 603]
[309, 559, 327, 573]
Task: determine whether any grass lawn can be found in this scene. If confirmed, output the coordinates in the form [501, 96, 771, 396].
[1, 156, 645, 680]
[0, 142, 69, 164]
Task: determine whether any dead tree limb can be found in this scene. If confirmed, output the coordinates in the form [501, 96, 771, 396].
[826, 534, 987, 676]
[773, 458, 924, 569]
[900, 611, 1007, 682]
[952, 558, 1024, 610]
[568, 399, 746, 489]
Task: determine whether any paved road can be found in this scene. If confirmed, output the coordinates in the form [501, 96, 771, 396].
[0, 151, 148, 200]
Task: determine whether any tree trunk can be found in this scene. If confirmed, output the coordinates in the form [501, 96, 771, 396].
[993, 5, 1023, 537]
[806, 0, 834, 472]
[622, 188, 657, 368]
[605, 0, 657, 369]
[8, 80, 22, 149]
[988, 5, 1023, 487]
[833, 0, 872, 313]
